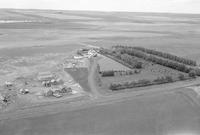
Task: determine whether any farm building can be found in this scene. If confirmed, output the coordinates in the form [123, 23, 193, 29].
[5, 81, 13, 87]
[50, 79, 56, 85]
[42, 81, 51, 87]
[74, 56, 84, 59]
[37, 72, 54, 81]
[20, 88, 29, 94]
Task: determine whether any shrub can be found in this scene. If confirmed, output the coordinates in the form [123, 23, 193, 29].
[101, 71, 114, 77]
[135, 62, 143, 69]
[178, 74, 185, 80]
[165, 76, 173, 82]
[137, 79, 151, 85]
[194, 68, 200, 76]
[189, 70, 196, 78]
[153, 77, 166, 84]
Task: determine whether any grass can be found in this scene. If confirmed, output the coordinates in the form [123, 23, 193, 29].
[65, 68, 91, 92]
[0, 44, 82, 58]
[98, 55, 131, 71]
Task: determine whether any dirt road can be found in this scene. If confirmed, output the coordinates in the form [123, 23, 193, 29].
[88, 57, 102, 98]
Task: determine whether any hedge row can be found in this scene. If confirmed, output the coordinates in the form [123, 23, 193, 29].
[113, 46, 197, 66]
[109, 74, 189, 91]
[101, 70, 136, 77]
[111, 46, 200, 75]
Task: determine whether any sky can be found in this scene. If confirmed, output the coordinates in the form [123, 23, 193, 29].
[0, 0, 200, 14]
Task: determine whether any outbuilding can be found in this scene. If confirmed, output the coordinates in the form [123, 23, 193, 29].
[50, 79, 57, 85]
[42, 81, 51, 87]
[5, 81, 13, 87]
[37, 72, 54, 81]
[20, 88, 29, 94]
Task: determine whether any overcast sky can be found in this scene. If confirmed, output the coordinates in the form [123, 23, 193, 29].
[0, 0, 200, 14]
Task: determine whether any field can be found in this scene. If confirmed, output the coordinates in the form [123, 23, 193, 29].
[0, 9, 200, 135]
[65, 68, 91, 92]
[0, 88, 200, 135]
[98, 55, 131, 71]
[98, 53, 188, 89]
[0, 9, 200, 61]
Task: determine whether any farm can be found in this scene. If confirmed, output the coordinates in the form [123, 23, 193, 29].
[1, 9, 200, 135]
[0, 48, 92, 111]
[97, 46, 198, 91]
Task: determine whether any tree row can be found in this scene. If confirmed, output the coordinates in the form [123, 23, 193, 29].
[112, 46, 200, 76]
[113, 46, 197, 66]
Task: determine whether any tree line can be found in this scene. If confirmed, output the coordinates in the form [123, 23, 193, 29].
[115, 53, 143, 69]
[101, 70, 136, 77]
[109, 74, 187, 91]
[113, 46, 197, 66]
[99, 48, 143, 69]
[111, 46, 200, 76]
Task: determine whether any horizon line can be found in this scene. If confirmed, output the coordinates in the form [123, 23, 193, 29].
[1, 7, 200, 15]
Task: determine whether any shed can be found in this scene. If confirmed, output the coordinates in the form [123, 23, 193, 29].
[37, 72, 54, 81]
[20, 88, 29, 94]
[5, 81, 12, 87]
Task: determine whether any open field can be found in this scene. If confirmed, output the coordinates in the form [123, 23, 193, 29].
[0, 89, 200, 135]
[0, 9, 200, 135]
[0, 9, 200, 61]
